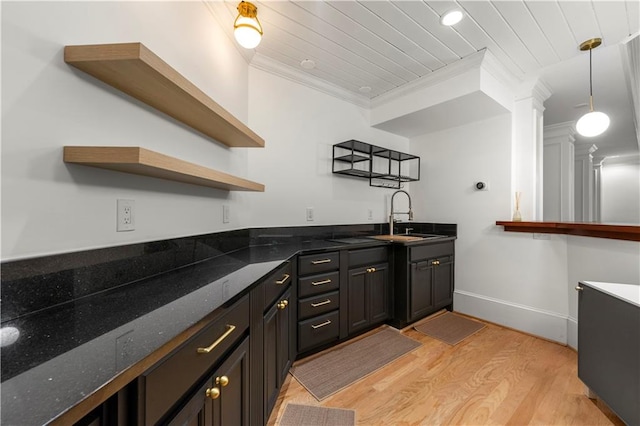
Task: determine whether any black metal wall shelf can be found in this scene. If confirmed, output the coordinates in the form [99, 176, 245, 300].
[332, 140, 420, 189]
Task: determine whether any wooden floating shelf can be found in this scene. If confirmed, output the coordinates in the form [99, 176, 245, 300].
[64, 146, 265, 192]
[64, 42, 264, 148]
[496, 221, 640, 242]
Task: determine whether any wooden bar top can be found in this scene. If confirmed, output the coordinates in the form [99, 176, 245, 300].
[495, 221, 640, 242]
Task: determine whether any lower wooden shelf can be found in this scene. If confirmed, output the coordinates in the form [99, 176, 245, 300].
[64, 146, 265, 192]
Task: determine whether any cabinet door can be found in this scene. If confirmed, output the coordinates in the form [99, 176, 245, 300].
[263, 288, 292, 419]
[369, 264, 389, 324]
[167, 381, 211, 426]
[347, 267, 369, 333]
[410, 261, 434, 321]
[212, 338, 250, 426]
[433, 259, 453, 309]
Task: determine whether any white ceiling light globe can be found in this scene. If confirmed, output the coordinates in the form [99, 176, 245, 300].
[576, 111, 610, 137]
[234, 17, 262, 49]
[440, 10, 463, 26]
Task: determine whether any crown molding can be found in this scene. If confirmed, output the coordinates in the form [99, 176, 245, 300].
[603, 153, 640, 165]
[249, 53, 371, 108]
[370, 50, 486, 108]
[544, 121, 576, 144]
[482, 49, 522, 92]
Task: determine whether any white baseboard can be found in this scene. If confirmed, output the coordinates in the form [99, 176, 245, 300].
[567, 316, 578, 350]
[454, 290, 568, 344]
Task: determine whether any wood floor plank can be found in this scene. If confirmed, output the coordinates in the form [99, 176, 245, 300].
[269, 319, 624, 425]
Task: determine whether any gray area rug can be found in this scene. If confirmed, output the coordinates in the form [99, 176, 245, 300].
[290, 328, 421, 401]
[279, 404, 355, 426]
[414, 312, 485, 345]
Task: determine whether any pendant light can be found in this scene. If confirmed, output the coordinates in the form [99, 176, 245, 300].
[576, 38, 610, 137]
[234, 1, 263, 49]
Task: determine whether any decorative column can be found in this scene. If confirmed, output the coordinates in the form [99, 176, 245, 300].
[593, 159, 603, 223]
[543, 122, 576, 221]
[512, 79, 552, 221]
[574, 144, 598, 222]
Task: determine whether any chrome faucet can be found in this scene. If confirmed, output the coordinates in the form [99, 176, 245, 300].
[389, 190, 413, 235]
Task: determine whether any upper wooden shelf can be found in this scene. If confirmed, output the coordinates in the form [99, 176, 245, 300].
[496, 221, 640, 242]
[64, 42, 264, 148]
[64, 146, 265, 192]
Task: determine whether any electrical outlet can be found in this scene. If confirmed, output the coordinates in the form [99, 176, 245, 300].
[306, 207, 314, 222]
[117, 199, 135, 232]
[223, 205, 230, 224]
[367, 209, 373, 220]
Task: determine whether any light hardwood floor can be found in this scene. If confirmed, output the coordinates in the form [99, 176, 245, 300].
[268, 315, 624, 425]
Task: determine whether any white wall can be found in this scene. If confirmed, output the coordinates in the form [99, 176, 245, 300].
[411, 115, 571, 343]
[247, 67, 408, 227]
[1, 1, 254, 260]
[601, 160, 640, 224]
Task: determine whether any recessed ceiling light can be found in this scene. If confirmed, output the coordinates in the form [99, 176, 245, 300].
[300, 59, 316, 69]
[440, 9, 463, 26]
[359, 86, 372, 93]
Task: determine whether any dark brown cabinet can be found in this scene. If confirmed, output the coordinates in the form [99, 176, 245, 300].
[346, 247, 390, 335]
[168, 337, 251, 426]
[263, 287, 292, 419]
[392, 241, 454, 328]
[297, 251, 341, 353]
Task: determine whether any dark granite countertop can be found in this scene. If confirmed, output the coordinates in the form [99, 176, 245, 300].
[0, 223, 456, 425]
[0, 239, 381, 425]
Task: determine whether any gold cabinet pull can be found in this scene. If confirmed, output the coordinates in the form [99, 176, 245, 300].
[366, 267, 377, 273]
[311, 279, 331, 286]
[311, 259, 331, 265]
[197, 324, 236, 354]
[275, 274, 290, 285]
[206, 387, 220, 399]
[575, 285, 584, 291]
[216, 376, 229, 387]
[311, 319, 332, 329]
[277, 299, 289, 310]
[311, 299, 331, 308]
[432, 260, 440, 266]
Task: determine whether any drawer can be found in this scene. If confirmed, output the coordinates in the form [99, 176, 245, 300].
[141, 295, 250, 426]
[298, 291, 340, 320]
[298, 310, 340, 353]
[298, 251, 339, 276]
[263, 262, 293, 310]
[348, 246, 388, 268]
[410, 241, 454, 262]
[298, 271, 339, 298]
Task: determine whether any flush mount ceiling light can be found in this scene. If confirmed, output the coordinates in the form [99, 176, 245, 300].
[440, 9, 463, 26]
[234, 1, 263, 49]
[576, 38, 610, 137]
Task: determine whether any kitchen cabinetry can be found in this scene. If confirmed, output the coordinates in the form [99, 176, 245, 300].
[261, 262, 293, 421]
[577, 281, 639, 426]
[391, 240, 454, 328]
[138, 295, 250, 425]
[297, 252, 341, 353]
[346, 247, 390, 335]
[168, 337, 250, 426]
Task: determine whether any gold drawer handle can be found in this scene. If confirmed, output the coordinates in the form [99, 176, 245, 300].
[366, 267, 377, 273]
[432, 260, 440, 266]
[575, 285, 584, 291]
[311, 299, 331, 308]
[311, 259, 331, 265]
[206, 387, 220, 400]
[311, 279, 332, 286]
[277, 299, 289, 310]
[275, 274, 290, 285]
[197, 324, 236, 354]
[311, 319, 332, 329]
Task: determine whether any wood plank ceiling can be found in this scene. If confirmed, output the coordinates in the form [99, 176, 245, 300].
[207, 1, 640, 157]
